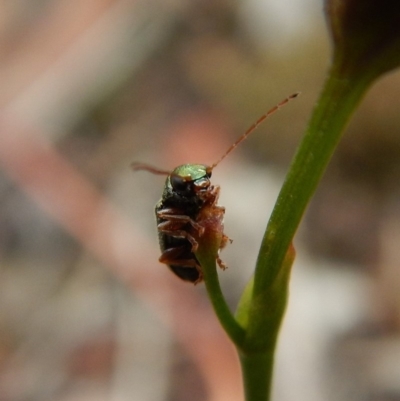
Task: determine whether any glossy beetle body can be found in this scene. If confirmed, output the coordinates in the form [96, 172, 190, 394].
[155, 164, 226, 283]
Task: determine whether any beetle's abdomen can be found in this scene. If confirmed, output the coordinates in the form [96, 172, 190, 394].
[169, 265, 200, 282]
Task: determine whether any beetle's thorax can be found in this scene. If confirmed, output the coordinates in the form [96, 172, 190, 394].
[161, 164, 213, 214]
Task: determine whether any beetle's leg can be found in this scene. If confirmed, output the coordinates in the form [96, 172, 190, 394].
[216, 257, 228, 270]
[160, 256, 200, 269]
[214, 234, 230, 271]
[222, 233, 233, 247]
[159, 248, 203, 284]
[159, 228, 199, 252]
[210, 185, 220, 202]
[199, 185, 221, 205]
[159, 247, 201, 269]
[157, 208, 205, 235]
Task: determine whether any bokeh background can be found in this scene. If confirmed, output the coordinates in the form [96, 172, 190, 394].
[1, 1, 400, 400]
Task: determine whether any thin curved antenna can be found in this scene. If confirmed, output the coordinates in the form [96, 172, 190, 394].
[209, 92, 300, 170]
[131, 162, 170, 175]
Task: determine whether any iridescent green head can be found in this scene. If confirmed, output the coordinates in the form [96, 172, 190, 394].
[167, 164, 212, 197]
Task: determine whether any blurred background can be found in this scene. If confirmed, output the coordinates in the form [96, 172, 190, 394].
[1, 0, 400, 400]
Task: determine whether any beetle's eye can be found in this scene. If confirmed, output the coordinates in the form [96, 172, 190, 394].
[171, 174, 191, 193]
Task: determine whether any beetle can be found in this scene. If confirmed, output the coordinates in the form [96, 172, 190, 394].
[132, 93, 299, 283]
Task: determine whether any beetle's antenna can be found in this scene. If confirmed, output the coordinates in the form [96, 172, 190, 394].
[210, 92, 300, 170]
[131, 162, 170, 175]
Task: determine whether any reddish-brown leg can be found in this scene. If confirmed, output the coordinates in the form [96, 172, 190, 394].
[159, 246, 202, 269]
[157, 208, 205, 235]
[157, 226, 199, 252]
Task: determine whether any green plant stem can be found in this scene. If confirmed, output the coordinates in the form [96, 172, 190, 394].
[198, 55, 379, 401]
[246, 66, 373, 351]
[196, 249, 246, 347]
[236, 245, 294, 401]
[240, 352, 274, 401]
